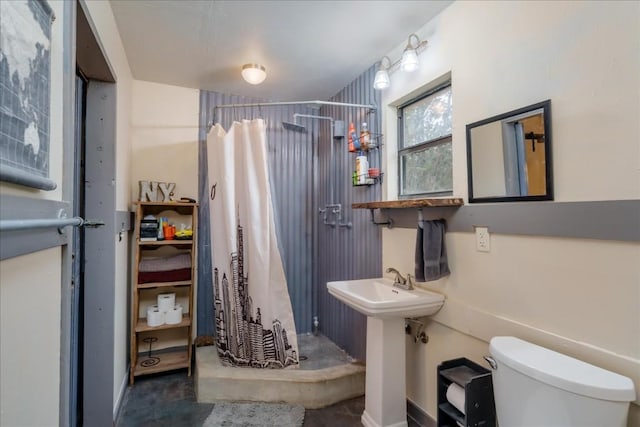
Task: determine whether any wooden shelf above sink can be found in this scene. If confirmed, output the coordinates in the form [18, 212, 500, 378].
[352, 198, 464, 210]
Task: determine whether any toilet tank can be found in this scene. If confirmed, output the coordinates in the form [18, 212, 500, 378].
[489, 336, 635, 427]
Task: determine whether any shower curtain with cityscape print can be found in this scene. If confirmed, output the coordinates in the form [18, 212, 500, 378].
[207, 119, 299, 368]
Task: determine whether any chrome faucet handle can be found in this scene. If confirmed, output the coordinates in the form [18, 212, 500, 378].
[405, 274, 415, 290]
[385, 267, 406, 285]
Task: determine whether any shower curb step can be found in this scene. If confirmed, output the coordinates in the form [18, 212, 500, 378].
[195, 345, 365, 409]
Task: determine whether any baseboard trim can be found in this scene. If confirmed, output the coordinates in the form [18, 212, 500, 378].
[113, 365, 130, 422]
[407, 399, 436, 427]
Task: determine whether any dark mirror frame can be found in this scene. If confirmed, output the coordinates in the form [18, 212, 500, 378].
[466, 100, 553, 203]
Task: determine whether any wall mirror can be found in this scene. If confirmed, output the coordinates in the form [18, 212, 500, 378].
[466, 100, 553, 203]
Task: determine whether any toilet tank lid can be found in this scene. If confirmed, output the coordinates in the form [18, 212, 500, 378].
[490, 336, 636, 402]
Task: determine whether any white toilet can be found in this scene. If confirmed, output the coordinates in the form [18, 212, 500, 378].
[488, 336, 636, 427]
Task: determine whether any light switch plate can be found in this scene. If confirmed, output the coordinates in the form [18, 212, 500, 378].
[475, 226, 491, 252]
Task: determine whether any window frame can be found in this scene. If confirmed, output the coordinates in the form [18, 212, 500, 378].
[397, 82, 453, 198]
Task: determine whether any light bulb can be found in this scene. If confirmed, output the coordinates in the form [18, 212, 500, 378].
[401, 48, 419, 72]
[241, 64, 267, 85]
[373, 69, 390, 90]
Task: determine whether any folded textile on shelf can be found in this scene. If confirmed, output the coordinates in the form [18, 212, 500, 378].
[139, 253, 192, 272]
[138, 268, 191, 284]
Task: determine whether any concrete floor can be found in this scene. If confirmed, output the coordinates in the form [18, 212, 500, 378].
[117, 335, 421, 426]
[117, 335, 367, 426]
[115, 370, 366, 426]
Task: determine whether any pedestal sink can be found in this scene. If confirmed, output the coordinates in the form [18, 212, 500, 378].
[327, 277, 445, 427]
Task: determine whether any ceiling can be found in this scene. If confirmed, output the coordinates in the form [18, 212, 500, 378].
[109, 0, 453, 102]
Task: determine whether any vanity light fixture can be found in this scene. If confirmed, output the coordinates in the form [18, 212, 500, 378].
[373, 34, 428, 90]
[241, 63, 267, 85]
[401, 34, 420, 72]
[373, 56, 391, 90]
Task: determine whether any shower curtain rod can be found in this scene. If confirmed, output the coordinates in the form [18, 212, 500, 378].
[212, 100, 376, 126]
[214, 100, 376, 111]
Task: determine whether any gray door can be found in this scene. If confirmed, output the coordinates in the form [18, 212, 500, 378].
[72, 72, 117, 426]
[81, 80, 117, 426]
[76, 2, 118, 422]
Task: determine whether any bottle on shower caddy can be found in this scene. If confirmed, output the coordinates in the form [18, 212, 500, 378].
[351, 123, 362, 151]
[348, 122, 356, 152]
[360, 122, 370, 151]
[355, 155, 369, 185]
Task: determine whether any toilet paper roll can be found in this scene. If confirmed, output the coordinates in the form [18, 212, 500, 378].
[157, 293, 176, 313]
[165, 304, 183, 325]
[446, 383, 466, 415]
[146, 305, 165, 327]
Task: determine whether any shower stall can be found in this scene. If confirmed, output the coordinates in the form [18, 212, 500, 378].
[197, 65, 382, 362]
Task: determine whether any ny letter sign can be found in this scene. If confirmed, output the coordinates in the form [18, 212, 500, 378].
[139, 180, 176, 202]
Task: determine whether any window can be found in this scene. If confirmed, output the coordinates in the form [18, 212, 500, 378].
[398, 84, 452, 197]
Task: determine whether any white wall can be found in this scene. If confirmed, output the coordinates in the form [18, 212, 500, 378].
[0, 249, 62, 426]
[130, 80, 200, 202]
[378, 1, 639, 424]
[0, 1, 66, 424]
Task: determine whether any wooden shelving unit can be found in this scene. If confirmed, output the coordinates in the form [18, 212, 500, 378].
[135, 315, 191, 333]
[132, 350, 190, 377]
[129, 201, 197, 384]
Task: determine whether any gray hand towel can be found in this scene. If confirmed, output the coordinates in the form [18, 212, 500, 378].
[415, 219, 450, 282]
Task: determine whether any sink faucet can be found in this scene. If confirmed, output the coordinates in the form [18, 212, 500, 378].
[386, 267, 414, 290]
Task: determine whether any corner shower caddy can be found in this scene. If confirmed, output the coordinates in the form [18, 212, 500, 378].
[351, 132, 384, 187]
[212, 100, 378, 229]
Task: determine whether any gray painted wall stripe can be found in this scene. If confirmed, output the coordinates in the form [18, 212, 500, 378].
[115, 210, 133, 232]
[0, 204, 131, 261]
[0, 196, 71, 260]
[377, 200, 640, 242]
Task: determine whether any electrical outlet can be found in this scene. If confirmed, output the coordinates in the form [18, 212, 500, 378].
[475, 226, 491, 252]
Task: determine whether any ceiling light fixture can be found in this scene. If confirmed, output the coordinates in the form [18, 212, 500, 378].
[241, 63, 267, 85]
[401, 34, 420, 72]
[373, 56, 391, 90]
[373, 34, 428, 91]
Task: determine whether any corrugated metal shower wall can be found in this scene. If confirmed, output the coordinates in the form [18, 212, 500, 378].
[197, 91, 318, 335]
[317, 65, 383, 361]
[197, 67, 383, 358]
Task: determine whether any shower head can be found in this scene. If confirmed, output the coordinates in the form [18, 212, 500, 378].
[282, 121, 307, 133]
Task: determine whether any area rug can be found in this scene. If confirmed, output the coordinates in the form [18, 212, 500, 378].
[202, 402, 305, 427]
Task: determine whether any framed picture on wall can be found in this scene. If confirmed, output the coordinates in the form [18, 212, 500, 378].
[0, 0, 56, 190]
